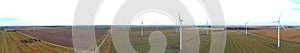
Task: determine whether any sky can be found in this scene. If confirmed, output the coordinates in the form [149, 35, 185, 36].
[0, 0, 299, 26]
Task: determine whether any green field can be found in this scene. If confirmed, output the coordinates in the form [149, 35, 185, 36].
[109, 28, 212, 53]
[109, 28, 300, 53]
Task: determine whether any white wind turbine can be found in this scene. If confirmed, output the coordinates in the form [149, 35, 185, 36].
[271, 11, 287, 48]
[156, 21, 158, 31]
[141, 17, 144, 37]
[178, 10, 183, 50]
[160, 23, 163, 30]
[129, 24, 131, 32]
[245, 21, 248, 35]
[175, 23, 178, 34]
[206, 18, 209, 35]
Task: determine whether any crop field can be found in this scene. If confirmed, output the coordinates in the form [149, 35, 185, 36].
[225, 30, 300, 53]
[109, 27, 213, 53]
[0, 30, 74, 53]
[2, 26, 300, 53]
[251, 29, 300, 43]
[18, 27, 109, 48]
[108, 27, 300, 53]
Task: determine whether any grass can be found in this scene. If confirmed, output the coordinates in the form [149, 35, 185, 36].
[109, 27, 211, 53]
[0, 30, 74, 53]
[108, 28, 300, 53]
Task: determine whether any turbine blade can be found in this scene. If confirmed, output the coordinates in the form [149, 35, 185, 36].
[141, 17, 143, 24]
[269, 21, 279, 23]
[278, 10, 283, 21]
[281, 25, 287, 31]
[178, 8, 181, 22]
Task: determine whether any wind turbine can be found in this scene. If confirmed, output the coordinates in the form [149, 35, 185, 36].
[178, 10, 183, 50]
[156, 21, 158, 31]
[129, 24, 131, 32]
[141, 17, 144, 37]
[206, 18, 209, 35]
[245, 21, 248, 35]
[237, 21, 240, 31]
[160, 23, 163, 30]
[271, 11, 287, 48]
[175, 23, 178, 34]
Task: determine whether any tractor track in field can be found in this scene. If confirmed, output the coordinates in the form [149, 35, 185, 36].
[0, 31, 3, 53]
[2, 31, 9, 53]
[227, 30, 300, 53]
[6, 32, 21, 53]
[0, 31, 6, 53]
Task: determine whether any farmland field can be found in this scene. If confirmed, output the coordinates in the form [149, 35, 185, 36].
[225, 30, 300, 53]
[251, 30, 300, 43]
[109, 27, 213, 53]
[18, 27, 109, 48]
[0, 30, 74, 53]
[108, 27, 300, 53]
[2, 26, 300, 53]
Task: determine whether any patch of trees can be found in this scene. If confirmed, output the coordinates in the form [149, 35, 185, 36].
[6, 30, 18, 32]
[20, 39, 42, 44]
[225, 27, 258, 30]
[287, 26, 295, 28]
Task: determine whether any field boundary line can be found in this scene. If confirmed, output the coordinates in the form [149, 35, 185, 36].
[94, 29, 111, 53]
[2, 31, 9, 53]
[0, 31, 6, 53]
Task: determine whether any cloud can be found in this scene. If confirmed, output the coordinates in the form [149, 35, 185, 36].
[0, 0, 76, 26]
[290, 0, 300, 4]
[292, 7, 300, 10]
[0, 18, 18, 22]
[0, 0, 299, 26]
[0, 18, 28, 26]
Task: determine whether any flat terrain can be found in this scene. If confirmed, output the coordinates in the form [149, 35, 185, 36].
[109, 27, 213, 53]
[251, 29, 300, 43]
[109, 27, 300, 53]
[18, 27, 109, 48]
[225, 30, 300, 53]
[2, 26, 300, 53]
[0, 30, 74, 53]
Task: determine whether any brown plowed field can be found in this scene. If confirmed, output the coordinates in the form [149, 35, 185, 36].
[18, 27, 109, 48]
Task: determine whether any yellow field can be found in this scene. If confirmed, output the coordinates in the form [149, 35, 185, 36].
[0, 30, 74, 53]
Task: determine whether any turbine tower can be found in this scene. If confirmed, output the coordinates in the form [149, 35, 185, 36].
[156, 21, 158, 31]
[141, 17, 144, 37]
[129, 24, 131, 32]
[272, 11, 287, 48]
[206, 18, 209, 35]
[237, 21, 240, 31]
[175, 23, 178, 34]
[160, 23, 163, 30]
[245, 22, 248, 35]
[178, 10, 183, 50]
